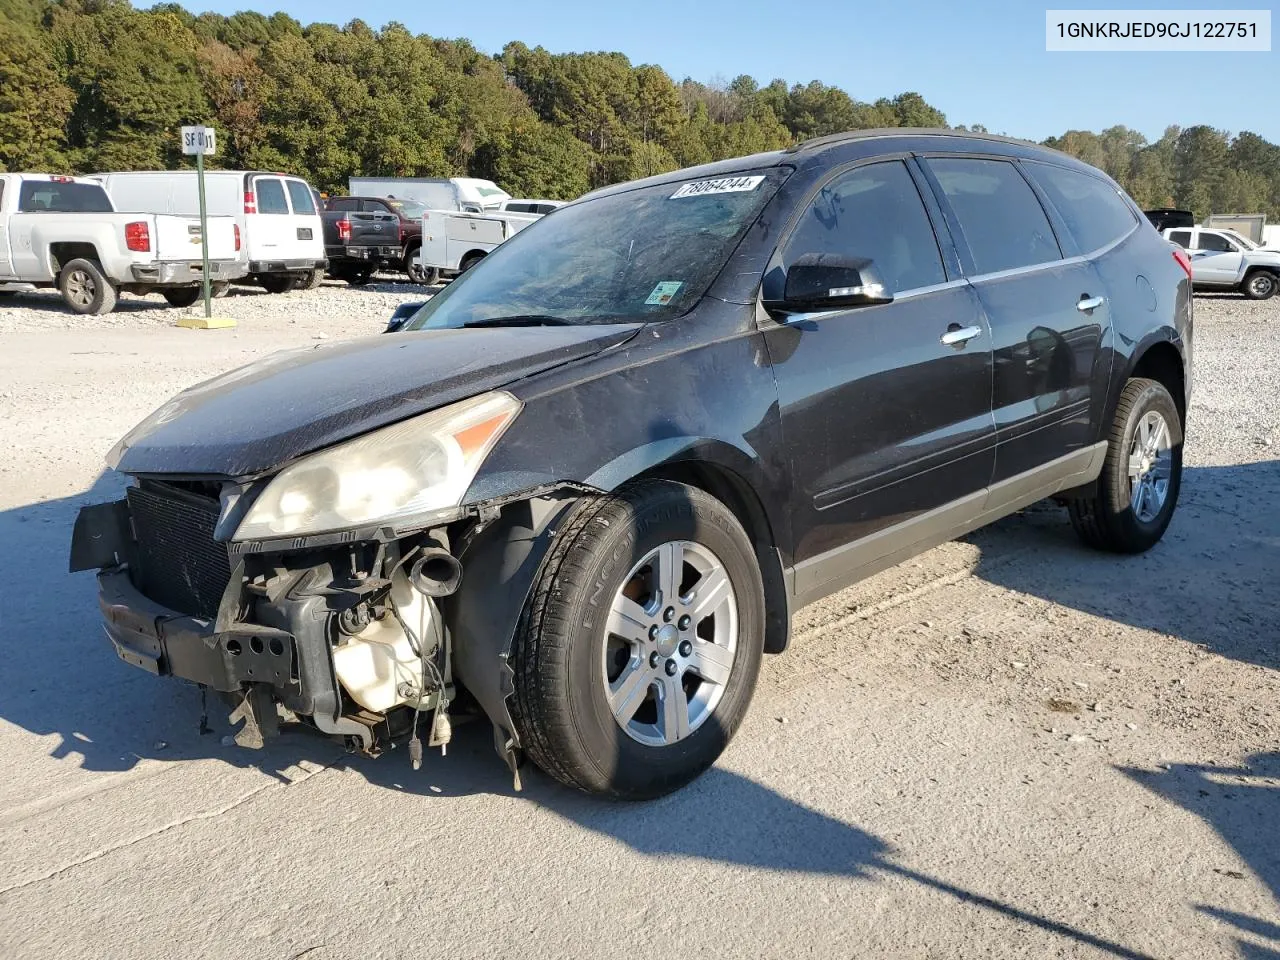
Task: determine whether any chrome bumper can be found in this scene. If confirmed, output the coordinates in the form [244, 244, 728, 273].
[130, 260, 247, 285]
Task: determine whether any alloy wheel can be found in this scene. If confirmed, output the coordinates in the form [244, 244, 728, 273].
[1127, 410, 1173, 523]
[1249, 273, 1275, 298]
[66, 269, 95, 308]
[602, 540, 738, 747]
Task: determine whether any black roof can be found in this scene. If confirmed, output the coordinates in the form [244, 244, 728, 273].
[580, 127, 1097, 203]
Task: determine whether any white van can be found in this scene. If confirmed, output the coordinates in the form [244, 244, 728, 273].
[96, 171, 326, 293]
[347, 177, 511, 213]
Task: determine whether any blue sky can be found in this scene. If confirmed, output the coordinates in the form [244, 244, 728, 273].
[169, 0, 1279, 143]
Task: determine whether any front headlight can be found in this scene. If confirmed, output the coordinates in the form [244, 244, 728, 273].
[233, 391, 521, 540]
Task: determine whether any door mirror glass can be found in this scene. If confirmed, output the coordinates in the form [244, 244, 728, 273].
[384, 301, 426, 334]
[777, 254, 893, 310]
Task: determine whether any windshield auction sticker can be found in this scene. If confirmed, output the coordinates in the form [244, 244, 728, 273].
[1046, 9, 1271, 50]
[645, 281, 684, 305]
[670, 176, 765, 199]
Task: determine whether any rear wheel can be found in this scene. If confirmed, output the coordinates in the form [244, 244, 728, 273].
[259, 274, 296, 294]
[341, 267, 373, 287]
[509, 480, 765, 799]
[161, 287, 201, 308]
[211, 281, 230, 299]
[458, 252, 484, 274]
[58, 259, 117, 315]
[405, 248, 439, 285]
[1243, 269, 1277, 301]
[1069, 377, 1182, 553]
[299, 268, 324, 291]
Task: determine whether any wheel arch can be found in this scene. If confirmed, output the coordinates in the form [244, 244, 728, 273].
[629, 459, 791, 654]
[1127, 337, 1187, 426]
[48, 242, 102, 274]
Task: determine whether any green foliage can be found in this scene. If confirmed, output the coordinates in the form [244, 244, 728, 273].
[3, 0, 1279, 218]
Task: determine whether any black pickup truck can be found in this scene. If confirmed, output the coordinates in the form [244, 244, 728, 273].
[320, 199, 402, 285]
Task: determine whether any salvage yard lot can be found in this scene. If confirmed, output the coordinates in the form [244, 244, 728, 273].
[0, 283, 1277, 959]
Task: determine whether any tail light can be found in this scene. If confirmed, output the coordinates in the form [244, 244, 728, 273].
[234, 224, 241, 252]
[125, 221, 151, 252]
[244, 190, 257, 215]
[337, 219, 351, 242]
[1172, 247, 1193, 279]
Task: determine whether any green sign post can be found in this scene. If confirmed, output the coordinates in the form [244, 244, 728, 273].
[180, 125, 231, 328]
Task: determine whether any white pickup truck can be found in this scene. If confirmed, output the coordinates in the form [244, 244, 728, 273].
[0, 173, 245, 314]
[415, 207, 548, 277]
[1162, 225, 1280, 300]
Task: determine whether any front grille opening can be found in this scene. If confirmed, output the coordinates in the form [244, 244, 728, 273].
[127, 481, 232, 619]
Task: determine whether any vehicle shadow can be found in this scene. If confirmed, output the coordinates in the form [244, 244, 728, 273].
[0, 289, 176, 313]
[967, 460, 1280, 673]
[1122, 754, 1280, 959]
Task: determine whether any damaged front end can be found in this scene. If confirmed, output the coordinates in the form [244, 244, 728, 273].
[70, 393, 589, 786]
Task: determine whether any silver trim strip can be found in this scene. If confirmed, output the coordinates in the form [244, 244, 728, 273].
[791, 441, 1107, 609]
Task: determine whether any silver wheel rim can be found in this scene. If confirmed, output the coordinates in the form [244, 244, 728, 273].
[601, 540, 738, 747]
[1127, 410, 1173, 523]
[65, 269, 95, 308]
[1250, 274, 1273, 296]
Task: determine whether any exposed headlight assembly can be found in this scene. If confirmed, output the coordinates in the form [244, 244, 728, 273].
[234, 391, 521, 541]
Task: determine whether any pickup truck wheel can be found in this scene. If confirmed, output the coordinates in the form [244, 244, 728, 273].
[299, 268, 324, 291]
[458, 253, 484, 274]
[161, 287, 202, 308]
[405, 252, 438, 286]
[509, 480, 765, 799]
[259, 275, 296, 294]
[59, 259, 117, 315]
[1243, 269, 1277, 300]
[1069, 377, 1182, 554]
[211, 282, 230, 299]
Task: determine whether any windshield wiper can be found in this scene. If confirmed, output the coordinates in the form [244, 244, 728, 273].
[462, 315, 575, 328]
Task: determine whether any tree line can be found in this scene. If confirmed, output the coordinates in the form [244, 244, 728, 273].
[2, 0, 1279, 220]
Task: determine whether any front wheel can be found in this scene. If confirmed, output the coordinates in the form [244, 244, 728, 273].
[509, 480, 765, 799]
[1243, 270, 1277, 301]
[59, 259, 118, 315]
[1069, 377, 1182, 553]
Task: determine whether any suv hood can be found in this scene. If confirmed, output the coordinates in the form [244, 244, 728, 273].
[109, 324, 640, 477]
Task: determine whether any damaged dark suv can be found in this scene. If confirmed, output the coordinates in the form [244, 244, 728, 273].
[71, 130, 1192, 799]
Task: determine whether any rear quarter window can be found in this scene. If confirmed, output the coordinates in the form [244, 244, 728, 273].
[1024, 162, 1138, 255]
[927, 157, 1061, 275]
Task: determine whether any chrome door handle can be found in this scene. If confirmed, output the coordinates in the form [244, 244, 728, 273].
[1077, 295, 1106, 312]
[940, 325, 982, 346]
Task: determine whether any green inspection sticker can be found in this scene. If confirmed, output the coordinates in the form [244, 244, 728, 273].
[645, 281, 683, 306]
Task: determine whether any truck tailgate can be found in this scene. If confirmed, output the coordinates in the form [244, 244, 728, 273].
[153, 215, 238, 261]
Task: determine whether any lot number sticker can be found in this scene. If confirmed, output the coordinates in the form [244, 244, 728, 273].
[645, 281, 684, 305]
[670, 176, 764, 199]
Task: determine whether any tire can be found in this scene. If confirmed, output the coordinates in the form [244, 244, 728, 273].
[458, 252, 484, 274]
[1243, 269, 1277, 301]
[344, 268, 373, 287]
[58, 259, 117, 315]
[509, 480, 766, 799]
[161, 287, 202, 308]
[405, 248, 439, 286]
[1069, 377, 1183, 554]
[211, 281, 230, 299]
[259, 274, 296, 294]
[299, 268, 324, 291]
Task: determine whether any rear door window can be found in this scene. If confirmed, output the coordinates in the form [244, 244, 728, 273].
[1024, 162, 1137, 254]
[255, 178, 289, 215]
[926, 157, 1061, 275]
[783, 159, 947, 294]
[285, 180, 316, 216]
[1167, 230, 1192, 249]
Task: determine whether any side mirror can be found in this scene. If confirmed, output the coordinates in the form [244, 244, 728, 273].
[773, 254, 893, 311]
[384, 301, 426, 334]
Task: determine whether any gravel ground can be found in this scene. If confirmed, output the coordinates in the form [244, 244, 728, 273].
[0, 282, 1277, 959]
